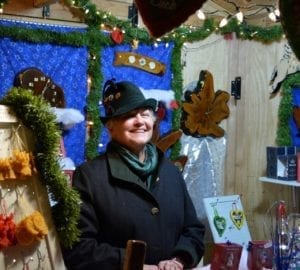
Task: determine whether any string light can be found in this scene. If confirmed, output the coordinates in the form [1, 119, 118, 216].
[0, 1, 5, 13]
[267, 7, 280, 22]
[219, 15, 230, 28]
[200, 1, 280, 28]
[274, 8, 280, 17]
[196, 9, 206, 20]
[235, 10, 243, 23]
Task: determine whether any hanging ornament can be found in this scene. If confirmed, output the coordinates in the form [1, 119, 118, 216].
[111, 28, 124, 44]
[132, 39, 139, 50]
[230, 202, 245, 230]
[213, 205, 226, 237]
[0, 195, 17, 249]
[279, 0, 300, 60]
[134, 0, 207, 37]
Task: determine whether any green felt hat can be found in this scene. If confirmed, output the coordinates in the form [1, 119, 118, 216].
[100, 79, 157, 124]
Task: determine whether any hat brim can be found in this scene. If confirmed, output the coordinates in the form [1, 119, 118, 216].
[100, 98, 157, 124]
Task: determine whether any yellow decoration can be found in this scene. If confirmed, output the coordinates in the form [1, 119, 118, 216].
[0, 150, 37, 180]
[31, 211, 49, 237]
[0, 158, 16, 180]
[132, 39, 139, 50]
[15, 225, 35, 246]
[11, 150, 32, 178]
[230, 209, 245, 230]
[15, 211, 48, 246]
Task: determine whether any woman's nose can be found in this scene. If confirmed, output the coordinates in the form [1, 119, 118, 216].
[133, 113, 144, 123]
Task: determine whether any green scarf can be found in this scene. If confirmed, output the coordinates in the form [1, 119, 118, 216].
[109, 141, 158, 188]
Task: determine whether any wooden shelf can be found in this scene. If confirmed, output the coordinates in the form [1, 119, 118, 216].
[259, 177, 300, 187]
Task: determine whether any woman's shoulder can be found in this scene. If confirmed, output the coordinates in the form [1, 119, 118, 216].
[77, 153, 107, 171]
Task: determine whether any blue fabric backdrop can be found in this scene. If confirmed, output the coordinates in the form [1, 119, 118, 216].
[0, 20, 88, 166]
[0, 19, 174, 165]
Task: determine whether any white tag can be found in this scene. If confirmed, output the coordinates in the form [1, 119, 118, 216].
[0, 105, 18, 123]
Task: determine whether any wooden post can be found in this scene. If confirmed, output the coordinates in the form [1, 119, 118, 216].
[123, 240, 147, 270]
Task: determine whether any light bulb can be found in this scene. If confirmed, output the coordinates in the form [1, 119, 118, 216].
[219, 17, 228, 28]
[268, 12, 276, 22]
[236, 11, 243, 22]
[196, 9, 205, 20]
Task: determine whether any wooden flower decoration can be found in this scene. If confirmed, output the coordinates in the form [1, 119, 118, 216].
[151, 103, 188, 171]
[182, 70, 230, 137]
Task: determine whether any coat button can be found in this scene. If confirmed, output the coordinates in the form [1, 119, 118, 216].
[151, 207, 159, 215]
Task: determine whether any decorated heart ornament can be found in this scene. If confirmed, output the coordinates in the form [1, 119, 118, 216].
[134, 0, 207, 37]
[279, 0, 300, 60]
[111, 28, 124, 44]
[213, 215, 226, 237]
[230, 209, 245, 230]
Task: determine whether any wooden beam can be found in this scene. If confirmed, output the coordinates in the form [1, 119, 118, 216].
[33, 0, 58, 8]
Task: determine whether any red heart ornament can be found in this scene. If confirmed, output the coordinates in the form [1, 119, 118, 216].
[134, 0, 208, 37]
[111, 29, 124, 44]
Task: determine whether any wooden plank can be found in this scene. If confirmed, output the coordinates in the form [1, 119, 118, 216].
[33, 0, 58, 8]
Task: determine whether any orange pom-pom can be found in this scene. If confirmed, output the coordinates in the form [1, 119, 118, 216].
[15, 221, 34, 246]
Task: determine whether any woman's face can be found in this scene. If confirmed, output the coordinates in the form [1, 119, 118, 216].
[108, 108, 156, 155]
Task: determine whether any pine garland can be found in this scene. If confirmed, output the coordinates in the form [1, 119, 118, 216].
[0, 87, 81, 248]
[170, 41, 183, 160]
[277, 72, 300, 146]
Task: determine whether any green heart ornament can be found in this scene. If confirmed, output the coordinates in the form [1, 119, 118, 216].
[213, 211, 226, 237]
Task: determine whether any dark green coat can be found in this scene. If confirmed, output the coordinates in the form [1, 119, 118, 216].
[62, 147, 205, 269]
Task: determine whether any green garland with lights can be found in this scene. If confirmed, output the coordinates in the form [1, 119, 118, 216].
[0, 87, 81, 248]
[277, 72, 300, 146]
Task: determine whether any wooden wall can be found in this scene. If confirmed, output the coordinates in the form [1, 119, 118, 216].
[0, 0, 297, 243]
[182, 35, 296, 242]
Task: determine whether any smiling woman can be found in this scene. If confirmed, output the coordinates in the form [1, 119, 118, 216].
[61, 78, 206, 270]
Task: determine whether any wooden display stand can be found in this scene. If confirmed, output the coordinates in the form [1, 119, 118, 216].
[0, 105, 66, 270]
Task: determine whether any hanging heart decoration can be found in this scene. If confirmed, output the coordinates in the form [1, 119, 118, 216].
[212, 206, 226, 237]
[279, 0, 300, 60]
[213, 215, 226, 237]
[111, 28, 124, 44]
[134, 0, 208, 37]
[230, 209, 245, 230]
